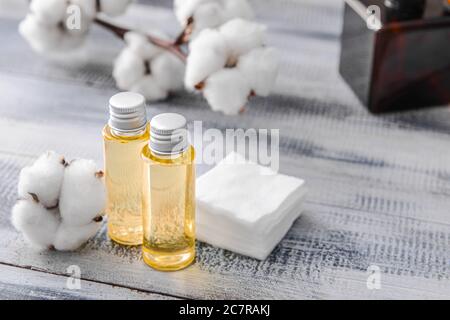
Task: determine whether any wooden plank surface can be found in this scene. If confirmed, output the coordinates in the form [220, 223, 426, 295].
[0, 0, 449, 299]
[0, 264, 175, 300]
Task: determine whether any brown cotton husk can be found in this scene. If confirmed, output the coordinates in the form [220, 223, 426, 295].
[28, 192, 39, 203]
[95, 170, 104, 178]
[93, 215, 103, 222]
[175, 17, 194, 45]
[195, 81, 205, 90]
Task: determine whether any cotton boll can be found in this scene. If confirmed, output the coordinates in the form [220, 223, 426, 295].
[30, 0, 67, 25]
[131, 75, 168, 101]
[222, 0, 254, 21]
[11, 200, 60, 250]
[185, 29, 228, 89]
[237, 47, 279, 96]
[113, 48, 146, 90]
[19, 15, 62, 54]
[99, 0, 131, 17]
[18, 151, 65, 208]
[191, 2, 224, 38]
[59, 159, 106, 227]
[219, 18, 266, 58]
[53, 222, 101, 251]
[203, 68, 251, 115]
[124, 32, 162, 60]
[174, 0, 213, 25]
[19, 14, 87, 54]
[151, 52, 185, 92]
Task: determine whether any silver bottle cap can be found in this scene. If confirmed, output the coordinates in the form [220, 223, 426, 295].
[150, 113, 188, 155]
[108, 92, 147, 133]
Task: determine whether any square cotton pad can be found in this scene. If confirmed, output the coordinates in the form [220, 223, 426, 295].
[196, 152, 306, 260]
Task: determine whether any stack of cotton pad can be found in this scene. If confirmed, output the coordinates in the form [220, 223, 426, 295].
[196, 152, 306, 260]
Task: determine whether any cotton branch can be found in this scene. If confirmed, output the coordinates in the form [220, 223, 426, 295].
[94, 17, 187, 62]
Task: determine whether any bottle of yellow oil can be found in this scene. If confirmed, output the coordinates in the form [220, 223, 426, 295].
[141, 113, 196, 271]
[103, 92, 149, 245]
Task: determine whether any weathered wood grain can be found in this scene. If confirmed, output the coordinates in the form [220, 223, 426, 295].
[0, 0, 448, 299]
[0, 263, 175, 300]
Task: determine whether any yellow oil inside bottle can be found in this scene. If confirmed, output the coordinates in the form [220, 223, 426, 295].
[141, 145, 196, 271]
[103, 124, 149, 245]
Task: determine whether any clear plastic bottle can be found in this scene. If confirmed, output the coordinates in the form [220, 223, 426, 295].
[141, 113, 196, 271]
[103, 92, 149, 245]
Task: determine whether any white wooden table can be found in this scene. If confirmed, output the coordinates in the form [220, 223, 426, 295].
[0, 0, 449, 299]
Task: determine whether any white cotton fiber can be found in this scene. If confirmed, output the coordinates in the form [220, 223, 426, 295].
[113, 48, 146, 90]
[99, 0, 131, 16]
[59, 159, 106, 226]
[174, 0, 212, 25]
[114, 32, 185, 100]
[203, 68, 250, 115]
[124, 32, 162, 60]
[19, 13, 88, 54]
[237, 47, 279, 96]
[11, 201, 60, 250]
[174, 0, 254, 39]
[191, 2, 224, 37]
[19, 15, 62, 54]
[131, 75, 168, 101]
[219, 18, 266, 58]
[151, 52, 185, 92]
[18, 151, 65, 208]
[53, 222, 101, 251]
[185, 29, 228, 89]
[222, 0, 254, 21]
[30, 0, 67, 25]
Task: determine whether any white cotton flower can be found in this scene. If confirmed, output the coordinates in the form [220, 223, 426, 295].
[174, 0, 212, 25]
[219, 18, 266, 58]
[185, 29, 227, 89]
[17, 151, 66, 208]
[113, 48, 146, 90]
[149, 52, 185, 92]
[131, 76, 168, 101]
[174, 0, 253, 39]
[59, 159, 106, 226]
[124, 32, 162, 60]
[191, 2, 223, 36]
[19, 15, 83, 54]
[185, 19, 279, 114]
[20, 0, 94, 54]
[12, 152, 106, 251]
[237, 47, 279, 96]
[11, 201, 60, 250]
[53, 222, 101, 251]
[30, 0, 67, 25]
[222, 0, 254, 21]
[98, 0, 132, 17]
[113, 31, 185, 101]
[203, 68, 250, 114]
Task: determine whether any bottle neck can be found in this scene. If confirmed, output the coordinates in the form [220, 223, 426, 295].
[110, 124, 147, 138]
